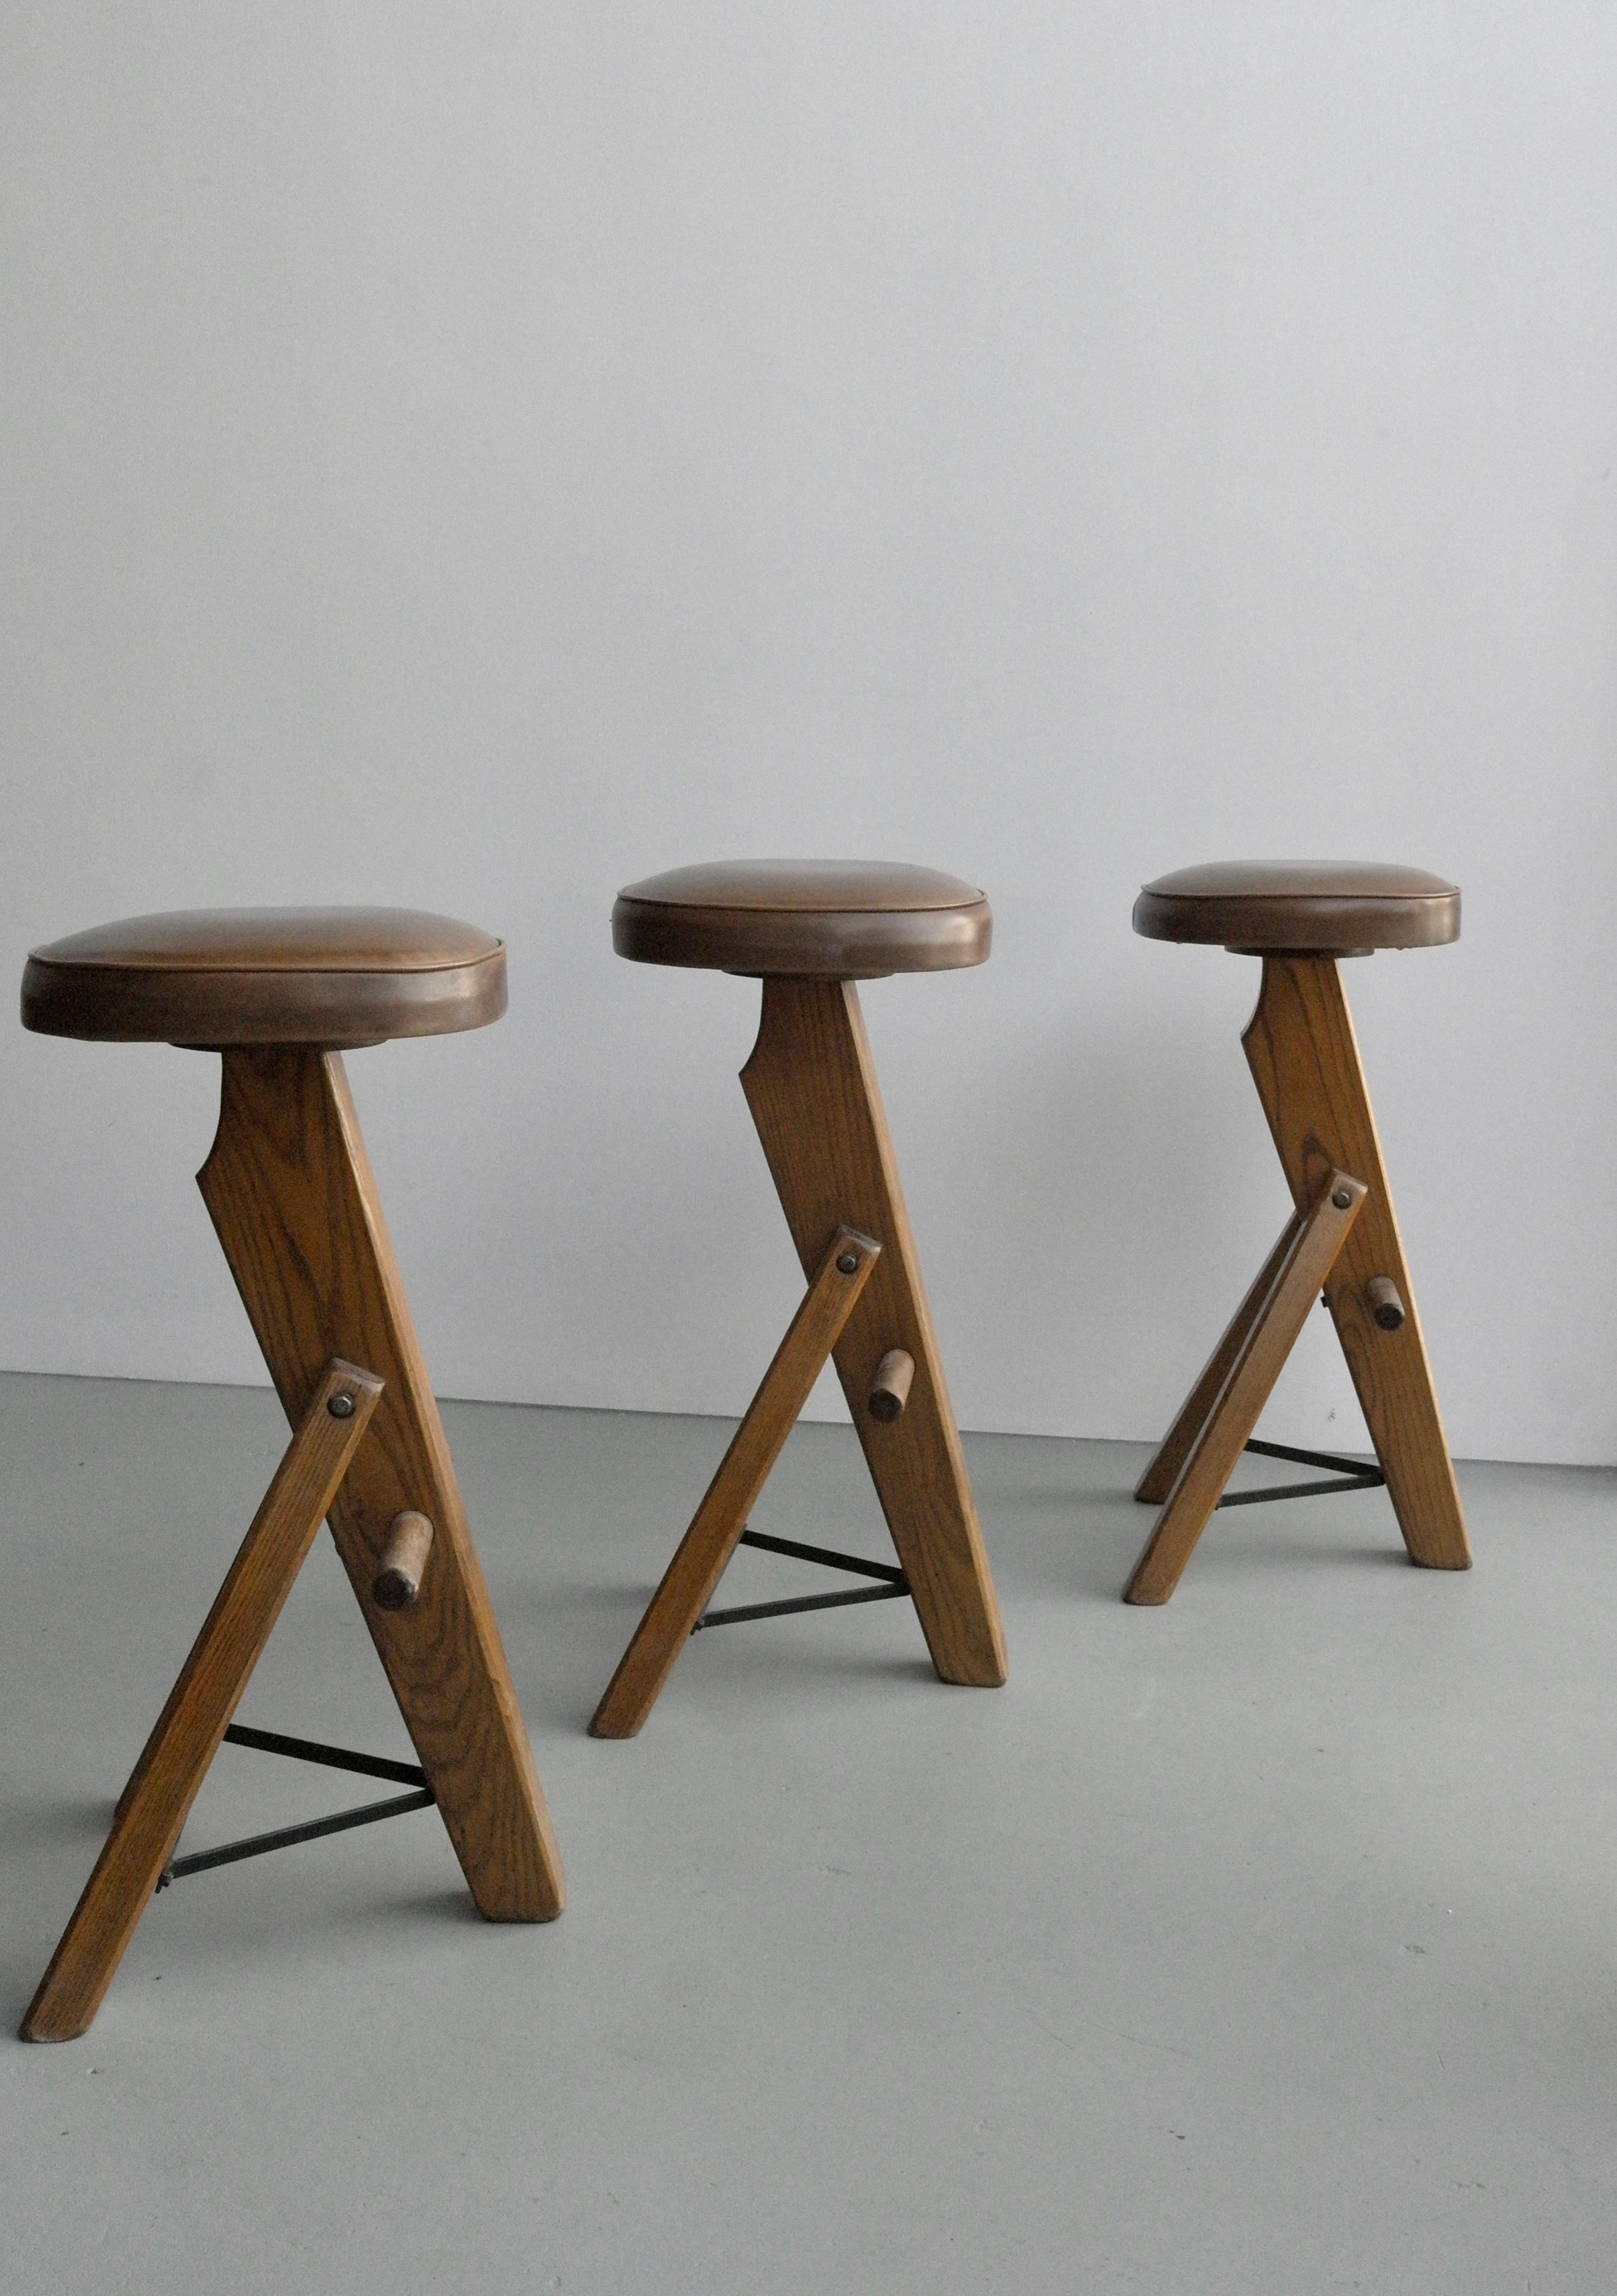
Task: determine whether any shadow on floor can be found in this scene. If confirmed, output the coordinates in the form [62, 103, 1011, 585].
[0, 1883, 487, 2046]
[0, 1791, 116, 1856]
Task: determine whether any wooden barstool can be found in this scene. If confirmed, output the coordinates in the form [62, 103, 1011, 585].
[590, 862, 1007, 1737]
[1126, 862, 1474, 1604]
[18, 909, 564, 2041]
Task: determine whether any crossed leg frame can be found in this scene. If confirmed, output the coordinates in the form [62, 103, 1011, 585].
[22, 1048, 563, 2042]
[1125, 954, 1473, 1604]
[592, 977, 1007, 1738]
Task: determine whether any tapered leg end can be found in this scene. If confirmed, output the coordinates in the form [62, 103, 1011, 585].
[933, 1653, 1010, 1689]
[475, 1878, 566, 1922]
[1122, 1559, 1177, 1606]
[19, 1983, 95, 2045]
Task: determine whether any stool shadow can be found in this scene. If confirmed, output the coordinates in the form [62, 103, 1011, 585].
[973, 1475, 1412, 1603]
[974, 1478, 1147, 1604]
[0, 1963, 49, 2039]
[0, 1887, 486, 2041]
[499, 1575, 946, 1732]
[0, 1791, 116, 1857]
[1213, 1534, 1412, 1572]
[174, 1884, 484, 1968]
[498, 1577, 670, 1731]
[691, 1645, 938, 1695]
[565, 1644, 943, 1735]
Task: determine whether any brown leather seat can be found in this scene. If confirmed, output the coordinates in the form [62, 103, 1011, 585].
[611, 861, 992, 977]
[1133, 862, 1460, 954]
[21, 908, 507, 1046]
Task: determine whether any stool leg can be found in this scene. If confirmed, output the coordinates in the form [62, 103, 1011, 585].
[21, 1362, 383, 2041]
[1243, 957, 1472, 1572]
[1125, 1176, 1365, 1604]
[1133, 1215, 1303, 1506]
[198, 1048, 566, 1922]
[590, 1228, 880, 1737]
[742, 979, 1008, 1688]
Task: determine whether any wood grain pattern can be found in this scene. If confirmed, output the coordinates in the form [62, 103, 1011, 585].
[1133, 1213, 1306, 1507]
[21, 1361, 382, 2042]
[1125, 1177, 1365, 1605]
[741, 978, 1007, 1688]
[589, 1228, 880, 1738]
[1243, 957, 1471, 1571]
[198, 1048, 565, 1918]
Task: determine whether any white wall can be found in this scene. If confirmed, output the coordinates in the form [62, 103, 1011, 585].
[2, 5, 1614, 1463]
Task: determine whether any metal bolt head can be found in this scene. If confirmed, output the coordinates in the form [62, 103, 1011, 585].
[1331, 1188, 1353, 1211]
[836, 1251, 861, 1275]
[328, 1392, 357, 1419]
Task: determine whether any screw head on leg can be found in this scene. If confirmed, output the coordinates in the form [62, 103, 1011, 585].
[836, 1251, 861, 1275]
[328, 1392, 357, 1419]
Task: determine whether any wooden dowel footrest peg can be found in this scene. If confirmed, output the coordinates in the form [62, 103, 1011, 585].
[868, 1349, 915, 1424]
[1366, 1275, 1406, 1332]
[373, 1511, 435, 1612]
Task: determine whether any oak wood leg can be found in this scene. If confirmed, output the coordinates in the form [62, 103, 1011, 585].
[742, 978, 1008, 1688]
[590, 1228, 880, 1738]
[1134, 1211, 1308, 1506]
[21, 1361, 383, 2042]
[198, 1048, 565, 1921]
[1125, 1175, 1365, 1606]
[1243, 958, 1471, 1571]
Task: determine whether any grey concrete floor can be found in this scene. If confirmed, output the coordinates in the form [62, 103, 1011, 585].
[1, 1370, 1614, 2294]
